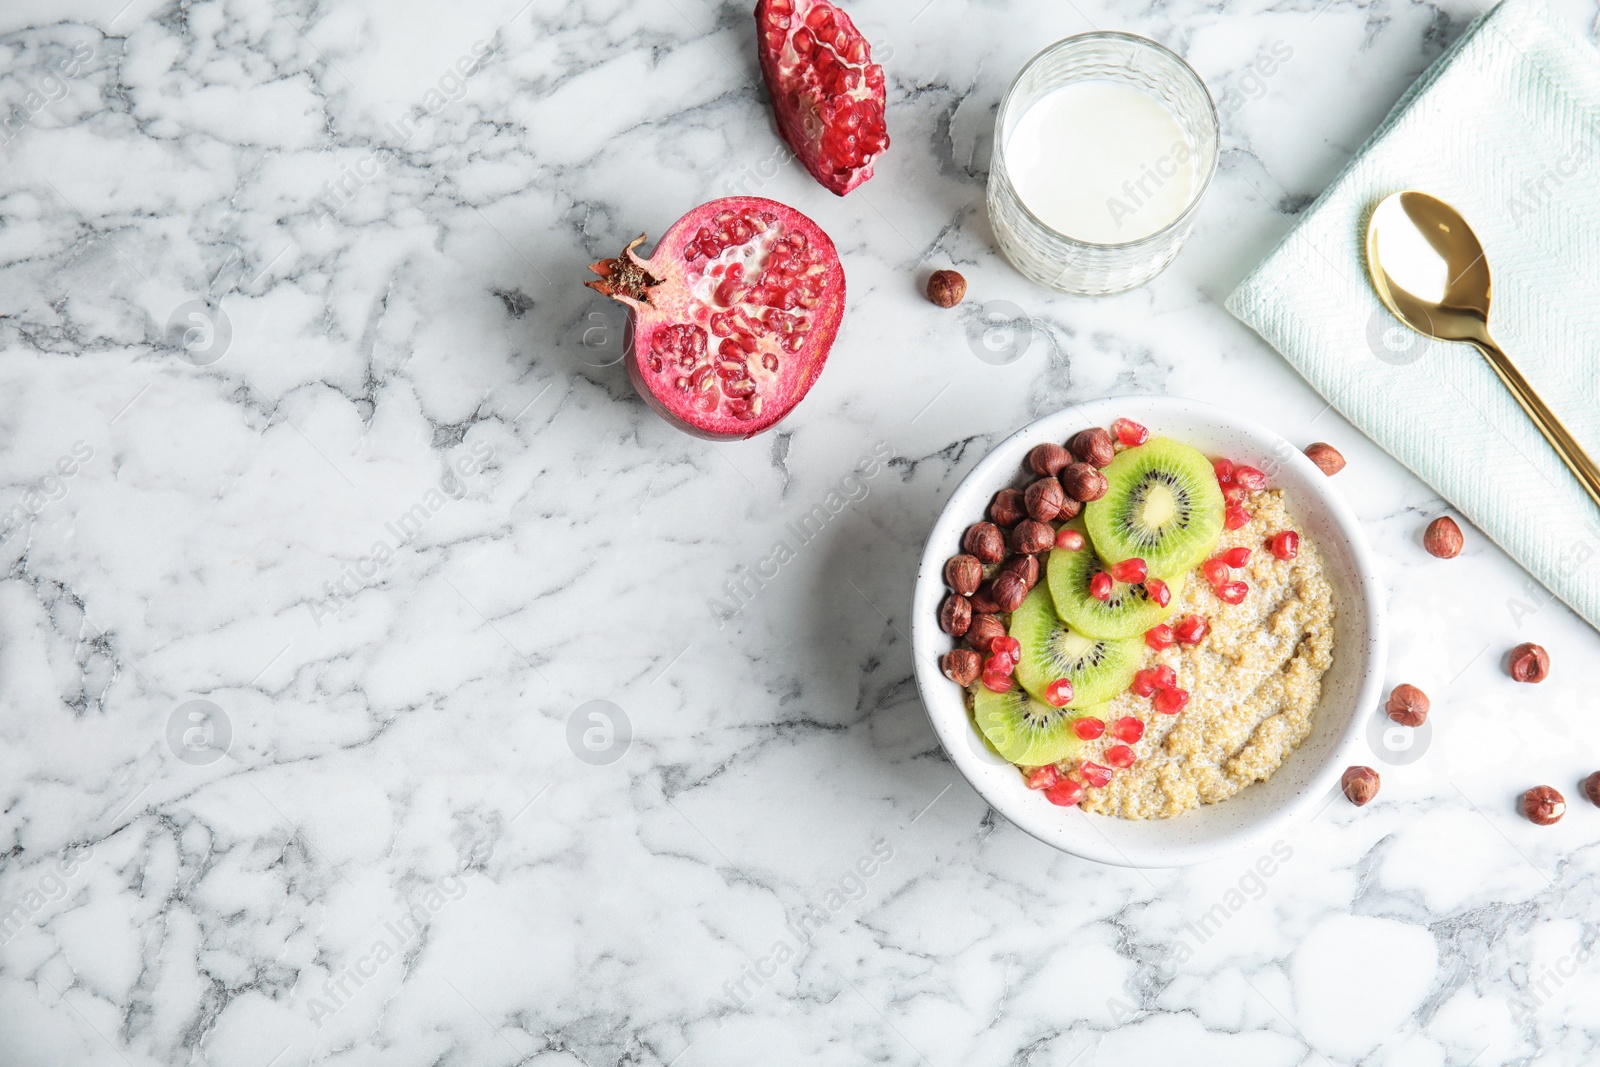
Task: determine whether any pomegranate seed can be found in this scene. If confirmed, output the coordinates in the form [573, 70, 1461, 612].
[1223, 547, 1251, 568]
[1175, 615, 1209, 645]
[1130, 669, 1161, 698]
[1217, 580, 1248, 605]
[1145, 577, 1171, 608]
[991, 636, 1021, 663]
[982, 654, 1011, 677]
[1026, 765, 1059, 790]
[1233, 466, 1267, 490]
[981, 670, 1012, 693]
[1044, 678, 1074, 707]
[1152, 687, 1190, 714]
[1111, 716, 1145, 743]
[1110, 557, 1147, 584]
[1080, 761, 1114, 788]
[1145, 624, 1175, 650]
[1055, 528, 1085, 551]
[1222, 484, 1248, 505]
[1225, 505, 1251, 531]
[1090, 572, 1113, 601]
[1044, 777, 1084, 806]
[1072, 717, 1105, 740]
[1112, 418, 1148, 447]
[1152, 664, 1177, 690]
[1212, 458, 1234, 483]
[1269, 530, 1300, 560]
[1105, 744, 1137, 769]
[1202, 558, 1229, 588]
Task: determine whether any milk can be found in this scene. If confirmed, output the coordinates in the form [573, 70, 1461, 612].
[1004, 80, 1197, 244]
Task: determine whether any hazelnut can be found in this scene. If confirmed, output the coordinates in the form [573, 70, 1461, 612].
[1507, 642, 1550, 683]
[1384, 683, 1430, 727]
[962, 522, 1006, 564]
[967, 614, 1006, 652]
[989, 488, 1026, 527]
[1522, 785, 1566, 825]
[1303, 442, 1346, 476]
[941, 649, 981, 686]
[944, 554, 982, 596]
[1002, 553, 1039, 589]
[1424, 516, 1463, 559]
[1060, 462, 1109, 503]
[1056, 495, 1082, 522]
[970, 581, 1002, 615]
[1069, 427, 1116, 468]
[1011, 519, 1055, 555]
[926, 269, 966, 309]
[991, 571, 1028, 613]
[1027, 443, 1072, 478]
[1341, 765, 1380, 806]
[1583, 771, 1600, 808]
[1024, 478, 1066, 522]
[938, 594, 971, 636]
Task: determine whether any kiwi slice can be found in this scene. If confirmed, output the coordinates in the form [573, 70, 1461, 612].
[1084, 437, 1225, 578]
[1048, 518, 1187, 639]
[972, 684, 1092, 766]
[1009, 582, 1143, 703]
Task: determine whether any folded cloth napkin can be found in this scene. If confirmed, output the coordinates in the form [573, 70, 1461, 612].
[1228, 0, 1600, 632]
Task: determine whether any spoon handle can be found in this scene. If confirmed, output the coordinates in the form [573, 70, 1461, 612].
[1471, 336, 1600, 512]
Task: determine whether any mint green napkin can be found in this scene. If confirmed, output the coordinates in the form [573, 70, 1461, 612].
[1227, 0, 1600, 632]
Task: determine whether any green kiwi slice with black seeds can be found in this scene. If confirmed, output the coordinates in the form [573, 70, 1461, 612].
[972, 683, 1095, 766]
[1084, 437, 1225, 579]
[1009, 582, 1144, 704]
[1048, 517, 1186, 640]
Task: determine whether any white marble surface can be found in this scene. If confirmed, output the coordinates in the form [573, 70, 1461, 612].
[1, 0, 1599, 1064]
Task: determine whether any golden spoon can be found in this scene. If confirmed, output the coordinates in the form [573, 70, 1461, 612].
[1365, 190, 1600, 510]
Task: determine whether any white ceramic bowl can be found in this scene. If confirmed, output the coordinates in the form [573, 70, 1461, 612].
[911, 396, 1386, 868]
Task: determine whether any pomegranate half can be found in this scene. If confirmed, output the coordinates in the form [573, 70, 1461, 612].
[586, 196, 845, 439]
[755, 0, 889, 196]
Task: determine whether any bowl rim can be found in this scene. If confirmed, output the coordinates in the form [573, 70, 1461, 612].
[910, 395, 1387, 868]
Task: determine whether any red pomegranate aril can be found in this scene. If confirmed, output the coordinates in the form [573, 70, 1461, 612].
[1223, 547, 1252, 568]
[1269, 530, 1300, 560]
[1175, 615, 1209, 645]
[1225, 505, 1251, 530]
[1146, 577, 1171, 607]
[1055, 527, 1085, 551]
[1217, 580, 1248, 605]
[1105, 745, 1137, 769]
[1202, 558, 1229, 588]
[1026, 765, 1059, 790]
[1145, 624, 1175, 650]
[1110, 558, 1147, 584]
[1112, 418, 1148, 447]
[1080, 761, 1114, 788]
[981, 670, 1012, 693]
[1072, 717, 1105, 740]
[982, 654, 1015, 678]
[1130, 669, 1161, 698]
[990, 635, 1021, 663]
[1111, 716, 1145, 744]
[1233, 465, 1267, 490]
[1152, 687, 1190, 715]
[1152, 665, 1176, 690]
[1222, 484, 1248, 505]
[1045, 777, 1084, 806]
[1213, 458, 1234, 483]
[1090, 571, 1114, 601]
[1044, 678, 1074, 707]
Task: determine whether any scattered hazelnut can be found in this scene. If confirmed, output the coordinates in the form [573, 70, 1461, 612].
[1385, 683, 1430, 727]
[1055, 495, 1082, 522]
[941, 649, 981, 687]
[970, 581, 1002, 615]
[1024, 478, 1066, 522]
[1507, 642, 1550, 683]
[1002, 553, 1039, 589]
[1341, 765, 1380, 806]
[962, 522, 1006, 564]
[991, 571, 1028, 613]
[1522, 785, 1566, 825]
[1060, 462, 1109, 503]
[1011, 519, 1055, 555]
[1303, 442, 1346, 476]
[967, 614, 1006, 652]
[1583, 772, 1600, 808]
[926, 269, 966, 309]
[944, 554, 982, 596]
[1069, 427, 1116, 468]
[989, 488, 1026, 527]
[1027, 442, 1072, 478]
[1424, 516, 1464, 559]
[938, 594, 971, 636]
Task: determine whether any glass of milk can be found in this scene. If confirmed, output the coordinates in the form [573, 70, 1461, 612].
[988, 32, 1219, 295]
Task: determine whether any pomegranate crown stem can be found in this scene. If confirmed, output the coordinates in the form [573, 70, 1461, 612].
[585, 234, 658, 304]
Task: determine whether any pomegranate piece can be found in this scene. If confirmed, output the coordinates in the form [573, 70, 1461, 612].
[1044, 678, 1074, 707]
[1174, 614, 1209, 645]
[1225, 505, 1251, 530]
[1089, 571, 1114, 601]
[1112, 418, 1148, 447]
[1217, 580, 1248, 605]
[1026, 765, 1059, 790]
[1072, 716, 1105, 740]
[1202, 557, 1229, 588]
[1045, 777, 1084, 806]
[1055, 527, 1086, 551]
[1212, 458, 1234, 483]
[1152, 687, 1190, 715]
[587, 197, 844, 439]
[981, 670, 1012, 693]
[1105, 744, 1137, 769]
[1130, 669, 1161, 698]
[1110, 557, 1147, 584]
[1269, 530, 1300, 560]
[1223, 547, 1252, 568]
[1111, 716, 1145, 743]
[1080, 761, 1114, 788]
[982, 653, 1015, 677]
[1145, 624, 1174, 650]
[1232, 465, 1267, 490]
[1145, 577, 1171, 607]
[755, 0, 889, 196]
[1222, 484, 1248, 505]
[990, 635, 1021, 663]
[1151, 664, 1177, 690]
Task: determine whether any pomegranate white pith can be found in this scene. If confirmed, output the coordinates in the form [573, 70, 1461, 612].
[586, 196, 845, 439]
